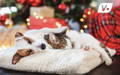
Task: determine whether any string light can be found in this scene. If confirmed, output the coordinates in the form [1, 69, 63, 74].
[88, 11, 91, 15]
[26, 18, 30, 22]
[80, 29, 84, 33]
[33, 12, 44, 19]
[27, 22, 30, 26]
[26, 18, 30, 26]
[84, 25, 88, 28]
[39, 16, 44, 19]
[26, 16, 44, 26]
[80, 18, 84, 22]
[35, 16, 39, 19]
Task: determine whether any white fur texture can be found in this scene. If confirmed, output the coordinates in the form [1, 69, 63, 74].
[66, 30, 113, 65]
[28, 27, 114, 66]
[0, 47, 116, 74]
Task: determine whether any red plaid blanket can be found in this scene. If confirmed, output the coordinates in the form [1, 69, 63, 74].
[88, 6, 120, 55]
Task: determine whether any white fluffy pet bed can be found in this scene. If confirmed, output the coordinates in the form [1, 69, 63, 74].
[0, 47, 116, 74]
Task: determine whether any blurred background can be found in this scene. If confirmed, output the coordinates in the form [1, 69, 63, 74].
[0, 0, 120, 55]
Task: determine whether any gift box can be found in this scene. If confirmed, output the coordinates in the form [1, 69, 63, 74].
[28, 6, 68, 29]
[28, 16, 68, 29]
[30, 6, 54, 17]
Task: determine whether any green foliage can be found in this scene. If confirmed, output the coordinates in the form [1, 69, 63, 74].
[44, 0, 91, 22]
[5, 0, 16, 6]
[3, 0, 92, 24]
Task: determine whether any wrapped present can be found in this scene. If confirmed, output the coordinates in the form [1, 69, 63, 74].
[29, 6, 67, 29]
[30, 6, 54, 17]
[88, 6, 120, 55]
[28, 16, 68, 29]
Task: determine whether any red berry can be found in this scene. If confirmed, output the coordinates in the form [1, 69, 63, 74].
[58, 3, 67, 10]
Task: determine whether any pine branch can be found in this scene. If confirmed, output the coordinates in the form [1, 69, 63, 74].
[5, 0, 16, 6]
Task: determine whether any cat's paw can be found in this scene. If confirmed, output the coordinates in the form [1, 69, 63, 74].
[105, 59, 112, 66]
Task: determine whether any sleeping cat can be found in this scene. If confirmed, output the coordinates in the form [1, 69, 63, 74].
[13, 27, 114, 65]
[42, 27, 113, 65]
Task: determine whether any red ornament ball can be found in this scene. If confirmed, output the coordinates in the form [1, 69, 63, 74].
[17, 0, 26, 4]
[58, 3, 67, 10]
[29, 0, 42, 6]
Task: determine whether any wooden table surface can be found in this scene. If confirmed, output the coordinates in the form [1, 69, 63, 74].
[0, 55, 120, 75]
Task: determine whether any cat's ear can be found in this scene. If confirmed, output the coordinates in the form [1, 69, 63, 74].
[15, 32, 23, 38]
[44, 33, 60, 44]
[54, 27, 67, 36]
